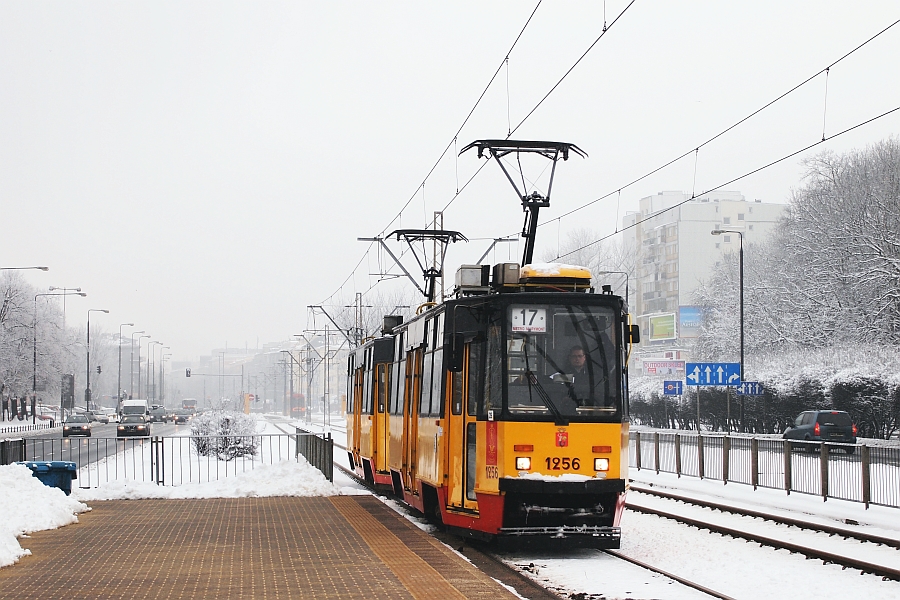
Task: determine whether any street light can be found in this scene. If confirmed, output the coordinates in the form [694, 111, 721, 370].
[136, 334, 151, 399]
[712, 229, 744, 432]
[2, 266, 49, 271]
[33, 291, 86, 414]
[596, 270, 629, 309]
[161, 353, 172, 403]
[48, 286, 81, 330]
[129, 331, 146, 398]
[148, 341, 163, 400]
[86, 309, 110, 410]
[117, 323, 135, 406]
[152, 344, 169, 402]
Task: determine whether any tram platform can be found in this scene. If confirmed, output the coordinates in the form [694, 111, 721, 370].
[0, 495, 522, 599]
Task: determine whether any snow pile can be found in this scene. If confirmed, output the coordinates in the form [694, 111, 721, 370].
[0, 464, 89, 568]
[73, 458, 341, 501]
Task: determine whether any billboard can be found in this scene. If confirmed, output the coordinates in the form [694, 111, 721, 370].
[679, 306, 703, 339]
[643, 360, 685, 375]
[648, 313, 677, 341]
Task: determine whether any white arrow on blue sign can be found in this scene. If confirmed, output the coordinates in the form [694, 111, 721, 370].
[737, 381, 763, 395]
[685, 362, 741, 386]
[663, 381, 683, 395]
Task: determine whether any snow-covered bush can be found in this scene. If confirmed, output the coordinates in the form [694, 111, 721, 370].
[190, 411, 259, 460]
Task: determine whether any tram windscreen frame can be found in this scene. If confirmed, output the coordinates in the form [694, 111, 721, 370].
[502, 303, 621, 421]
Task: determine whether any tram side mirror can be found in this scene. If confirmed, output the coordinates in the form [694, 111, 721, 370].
[446, 332, 465, 372]
[629, 324, 641, 344]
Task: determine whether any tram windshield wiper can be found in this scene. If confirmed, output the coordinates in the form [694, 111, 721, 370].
[525, 370, 568, 426]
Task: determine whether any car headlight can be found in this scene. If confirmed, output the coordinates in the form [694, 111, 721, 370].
[594, 458, 610, 472]
[515, 457, 531, 470]
[63, 426, 70, 430]
[117, 426, 124, 430]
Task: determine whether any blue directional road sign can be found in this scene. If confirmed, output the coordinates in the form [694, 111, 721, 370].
[736, 381, 764, 396]
[663, 381, 683, 396]
[685, 362, 742, 386]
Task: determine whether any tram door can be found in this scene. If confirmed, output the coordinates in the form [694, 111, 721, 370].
[374, 363, 389, 473]
[401, 348, 424, 494]
[350, 365, 364, 467]
[447, 343, 479, 511]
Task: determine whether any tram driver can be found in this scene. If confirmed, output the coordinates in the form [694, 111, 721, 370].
[550, 345, 607, 406]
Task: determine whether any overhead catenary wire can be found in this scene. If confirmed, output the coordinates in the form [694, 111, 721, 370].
[318, 2, 544, 308]
[555, 104, 900, 261]
[530, 18, 900, 231]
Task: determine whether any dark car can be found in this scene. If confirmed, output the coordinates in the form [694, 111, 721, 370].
[148, 407, 167, 423]
[63, 414, 92, 437]
[172, 409, 193, 424]
[783, 410, 857, 452]
[117, 415, 151, 437]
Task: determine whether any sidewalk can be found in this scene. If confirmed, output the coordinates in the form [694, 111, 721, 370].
[0, 495, 522, 599]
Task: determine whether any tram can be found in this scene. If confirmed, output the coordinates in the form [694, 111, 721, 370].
[346, 140, 639, 547]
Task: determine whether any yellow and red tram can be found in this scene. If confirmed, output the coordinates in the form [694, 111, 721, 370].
[347, 262, 639, 547]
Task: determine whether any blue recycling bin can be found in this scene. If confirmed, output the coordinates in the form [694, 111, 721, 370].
[17, 461, 78, 495]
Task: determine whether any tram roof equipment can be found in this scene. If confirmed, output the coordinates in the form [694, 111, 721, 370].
[460, 140, 586, 267]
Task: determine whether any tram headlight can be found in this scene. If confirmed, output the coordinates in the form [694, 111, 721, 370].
[515, 457, 531, 470]
[594, 458, 610, 472]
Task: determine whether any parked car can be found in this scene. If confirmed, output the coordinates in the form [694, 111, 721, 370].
[86, 410, 110, 425]
[783, 410, 857, 452]
[62, 414, 92, 437]
[117, 415, 151, 437]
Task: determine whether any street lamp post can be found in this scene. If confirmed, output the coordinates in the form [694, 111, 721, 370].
[136, 334, 151, 399]
[148, 341, 163, 401]
[86, 309, 110, 410]
[597, 270, 629, 309]
[117, 323, 134, 407]
[161, 353, 172, 403]
[48, 286, 81, 331]
[33, 291, 86, 415]
[129, 331, 146, 398]
[711, 229, 745, 432]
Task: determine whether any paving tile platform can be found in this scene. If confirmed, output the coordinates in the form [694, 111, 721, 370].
[0, 495, 521, 599]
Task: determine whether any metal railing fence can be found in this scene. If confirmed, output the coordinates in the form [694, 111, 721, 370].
[296, 427, 333, 482]
[19, 432, 333, 488]
[630, 431, 899, 509]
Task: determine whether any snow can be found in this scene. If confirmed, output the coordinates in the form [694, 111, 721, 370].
[0, 463, 89, 568]
[4, 414, 900, 600]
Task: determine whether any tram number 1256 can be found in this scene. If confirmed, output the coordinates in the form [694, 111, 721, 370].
[546, 457, 581, 470]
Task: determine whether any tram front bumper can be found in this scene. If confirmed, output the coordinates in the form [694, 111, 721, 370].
[497, 477, 626, 548]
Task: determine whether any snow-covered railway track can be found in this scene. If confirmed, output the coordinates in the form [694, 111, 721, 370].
[630, 483, 900, 549]
[626, 491, 900, 581]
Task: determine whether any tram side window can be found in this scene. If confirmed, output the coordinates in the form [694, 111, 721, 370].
[392, 359, 406, 415]
[484, 324, 502, 414]
[420, 350, 435, 417]
[451, 370, 463, 415]
[467, 342, 482, 416]
[431, 349, 444, 416]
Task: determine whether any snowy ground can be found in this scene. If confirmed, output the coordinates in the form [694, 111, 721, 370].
[4, 413, 900, 600]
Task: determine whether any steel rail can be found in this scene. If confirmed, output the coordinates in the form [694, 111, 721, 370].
[626, 502, 900, 581]
[629, 483, 900, 549]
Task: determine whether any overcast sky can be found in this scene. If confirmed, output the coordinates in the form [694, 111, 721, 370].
[2, 1, 898, 360]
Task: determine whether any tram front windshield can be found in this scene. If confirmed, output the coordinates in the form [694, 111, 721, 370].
[502, 304, 619, 419]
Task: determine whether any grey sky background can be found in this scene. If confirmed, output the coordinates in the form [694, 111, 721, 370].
[2, 2, 898, 360]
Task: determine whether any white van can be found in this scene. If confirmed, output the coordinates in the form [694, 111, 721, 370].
[120, 399, 150, 418]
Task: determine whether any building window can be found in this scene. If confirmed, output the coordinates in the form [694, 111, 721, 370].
[715, 243, 720, 249]
[724, 235, 731, 243]
[749, 224, 754, 231]
[723, 217, 731, 225]
[738, 213, 745, 221]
